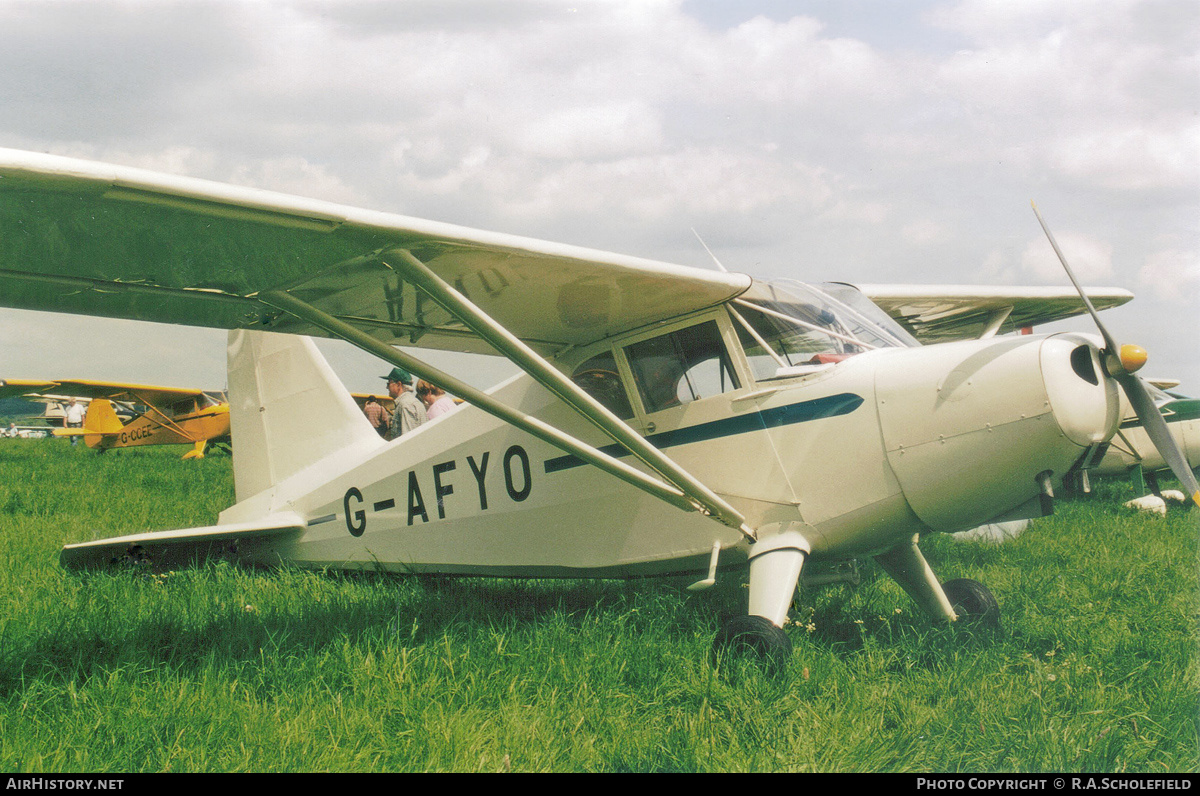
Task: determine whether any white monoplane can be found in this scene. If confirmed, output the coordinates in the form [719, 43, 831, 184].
[1, 149, 1194, 668]
[1093, 381, 1200, 494]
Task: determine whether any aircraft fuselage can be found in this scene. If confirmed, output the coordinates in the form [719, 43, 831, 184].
[219, 328, 1117, 579]
[87, 403, 230, 451]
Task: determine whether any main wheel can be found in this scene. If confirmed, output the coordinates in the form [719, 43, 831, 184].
[711, 615, 792, 673]
[942, 578, 1001, 630]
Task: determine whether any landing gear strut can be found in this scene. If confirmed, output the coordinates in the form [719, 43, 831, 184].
[711, 530, 808, 673]
[875, 534, 1002, 630]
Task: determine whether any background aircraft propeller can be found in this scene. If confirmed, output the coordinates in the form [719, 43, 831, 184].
[1033, 202, 1200, 508]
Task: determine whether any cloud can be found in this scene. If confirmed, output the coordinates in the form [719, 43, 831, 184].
[902, 219, 949, 245]
[1049, 127, 1200, 192]
[1137, 248, 1200, 304]
[1020, 232, 1114, 283]
[0, 0, 1196, 387]
[514, 103, 665, 160]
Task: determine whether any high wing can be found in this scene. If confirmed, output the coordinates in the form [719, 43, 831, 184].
[0, 379, 60, 400]
[0, 378, 209, 407]
[0, 148, 756, 534]
[350, 392, 395, 413]
[0, 148, 750, 357]
[854, 284, 1134, 343]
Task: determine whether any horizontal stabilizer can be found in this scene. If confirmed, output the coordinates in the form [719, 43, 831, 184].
[59, 514, 305, 570]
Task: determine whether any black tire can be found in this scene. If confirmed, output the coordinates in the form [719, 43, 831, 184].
[942, 578, 1001, 630]
[711, 615, 792, 674]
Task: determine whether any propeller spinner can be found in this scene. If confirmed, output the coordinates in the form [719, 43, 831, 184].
[1032, 202, 1200, 508]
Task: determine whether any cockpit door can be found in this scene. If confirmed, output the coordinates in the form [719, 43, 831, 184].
[623, 318, 741, 428]
[612, 313, 800, 512]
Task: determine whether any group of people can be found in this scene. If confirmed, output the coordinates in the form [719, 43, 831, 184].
[362, 367, 458, 441]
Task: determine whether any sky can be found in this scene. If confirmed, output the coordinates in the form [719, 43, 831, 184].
[1, 0, 1197, 395]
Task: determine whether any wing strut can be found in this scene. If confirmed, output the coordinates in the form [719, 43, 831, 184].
[979, 306, 1014, 339]
[380, 248, 753, 534]
[133, 397, 201, 442]
[259, 285, 755, 540]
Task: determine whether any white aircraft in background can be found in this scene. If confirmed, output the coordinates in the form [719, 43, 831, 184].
[0, 148, 1194, 670]
[0, 385, 129, 423]
[1092, 380, 1200, 494]
[853, 283, 1133, 344]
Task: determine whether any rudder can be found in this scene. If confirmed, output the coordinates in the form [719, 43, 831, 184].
[227, 330, 382, 503]
[83, 399, 125, 434]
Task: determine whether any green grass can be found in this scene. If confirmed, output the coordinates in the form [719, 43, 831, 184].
[0, 439, 1196, 772]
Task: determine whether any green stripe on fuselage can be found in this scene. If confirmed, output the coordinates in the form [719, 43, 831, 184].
[543, 392, 864, 474]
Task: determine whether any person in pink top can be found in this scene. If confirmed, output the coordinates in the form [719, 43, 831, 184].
[416, 380, 457, 420]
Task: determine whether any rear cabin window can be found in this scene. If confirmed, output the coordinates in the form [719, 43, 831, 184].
[571, 350, 634, 420]
[624, 320, 740, 414]
[171, 398, 198, 416]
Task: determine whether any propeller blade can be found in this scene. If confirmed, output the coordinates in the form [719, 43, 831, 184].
[1117, 372, 1200, 508]
[1033, 202, 1198, 507]
[1031, 201, 1120, 355]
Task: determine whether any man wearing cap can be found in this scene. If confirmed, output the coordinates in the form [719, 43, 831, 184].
[383, 367, 427, 441]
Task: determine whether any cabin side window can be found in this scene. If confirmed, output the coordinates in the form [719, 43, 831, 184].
[571, 350, 634, 420]
[624, 320, 740, 414]
[730, 305, 799, 381]
[171, 398, 197, 416]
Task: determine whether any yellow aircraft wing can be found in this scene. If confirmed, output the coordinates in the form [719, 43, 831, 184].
[0, 378, 209, 407]
[0, 148, 752, 356]
[350, 393, 395, 413]
[0, 379, 61, 400]
[854, 283, 1134, 343]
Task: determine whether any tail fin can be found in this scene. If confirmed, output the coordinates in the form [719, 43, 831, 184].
[83, 399, 125, 434]
[227, 330, 381, 502]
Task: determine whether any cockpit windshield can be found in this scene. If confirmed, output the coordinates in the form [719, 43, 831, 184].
[731, 279, 918, 380]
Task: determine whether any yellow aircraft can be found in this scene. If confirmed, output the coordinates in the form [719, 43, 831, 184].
[0, 380, 395, 458]
[0, 378, 230, 459]
[350, 392, 395, 438]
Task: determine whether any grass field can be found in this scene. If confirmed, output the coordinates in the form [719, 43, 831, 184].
[0, 439, 1196, 772]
